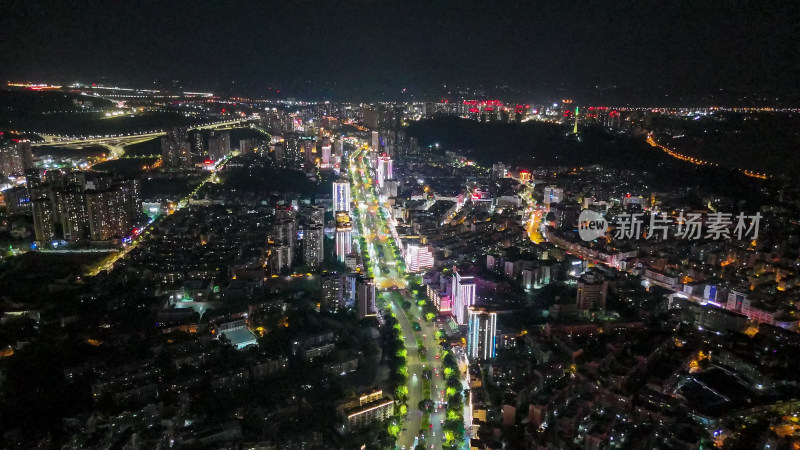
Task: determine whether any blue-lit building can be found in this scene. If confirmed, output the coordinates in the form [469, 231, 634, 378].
[467, 308, 497, 361]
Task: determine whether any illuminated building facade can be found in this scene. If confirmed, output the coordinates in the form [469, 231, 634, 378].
[85, 188, 130, 241]
[32, 198, 56, 243]
[342, 390, 393, 430]
[468, 308, 497, 360]
[0, 139, 33, 175]
[452, 270, 476, 325]
[335, 212, 353, 262]
[543, 186, 564, 205]
[427, 284, 452, 314]
[405, 243, 434, 273]
[357, 277, 376, 319]
[303, 224, 324, 267]
[333, 179, 351, 213]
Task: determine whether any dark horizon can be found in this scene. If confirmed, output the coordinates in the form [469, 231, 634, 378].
[2, 1, 798, 104]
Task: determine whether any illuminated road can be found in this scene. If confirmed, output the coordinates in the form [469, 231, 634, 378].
[348, 147, 406, 290]
[646, 134, 769, 180]
[33, 118, 249, 146]
[520, 183, 545, 244]
[526, 208, 545, 243]
[389, 294, 447, 450]
[348, 145, 445, 448]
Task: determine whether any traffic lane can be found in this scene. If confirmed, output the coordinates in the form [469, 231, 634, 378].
[392, 300, 424, 449]
[399, 293, 448, 449]
[420, 310, 453, 447]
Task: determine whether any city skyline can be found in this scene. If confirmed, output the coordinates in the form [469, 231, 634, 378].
[1, 2, 800, 449]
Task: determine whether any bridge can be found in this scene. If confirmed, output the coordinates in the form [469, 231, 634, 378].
[32, 118, 251, 147]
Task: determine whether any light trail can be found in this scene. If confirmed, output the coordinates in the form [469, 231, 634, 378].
[647, 135, 769, 179]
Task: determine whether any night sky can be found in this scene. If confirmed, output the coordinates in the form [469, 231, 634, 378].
[1, 0, 798, 102]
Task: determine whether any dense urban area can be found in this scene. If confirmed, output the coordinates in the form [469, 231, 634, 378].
[0, 82, 799, 450]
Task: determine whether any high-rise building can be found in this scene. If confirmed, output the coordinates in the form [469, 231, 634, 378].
[321, 144, 332, 167]
[4, 186, 31, 215]
[303, 224, 324, 267]
[342, 274, 357, 307]
[321, 274, 343, 312]
[376, 155, 393, 188]
[334, 137, 343, 158]
[543, 186, 564, 206]
[275, 205, 296, 221]
[85, 188, 129, 240]
[467, 308, 497, 360]
[335, 212, 353, 263]
[333, 179, 351, 213]
[283, 135, 303, 167]
[301, 137, 316, 165]
[379, 130, 396, 158]
[161, 129, 192, 168]
[357, 277, 376, 319]
[370, 131, 379, 151]
[452, 270, 476, 325]
[59, 191, 86, 242]
[32, 198, 55, 243]
[272, 218, 296, 248]
[407, 136, 419, 156]
[207, 130, 231, 161]
[270, 244, 293, 273]
[405, 243, 434, 273]
[272, 142, 285, 165]
[64, 171, 86, 190]
[0, 139, 33, 176]
[20, 140, 32, 171]
[492, 163, 508, 179]
[345, 254, 359, 272]
[189, 129, 206, 154]
[27, 171, 140, 243]
[117, 179, 142, 220]
[363, 109, 379, 129]
[306, 205, 325, 225]
[381, 179, 399, 198]
[576, 272, 608, 312]
[26, 169, 45, 189]
[318, 136, 332, 167]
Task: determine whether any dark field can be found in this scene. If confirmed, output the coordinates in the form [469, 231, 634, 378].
[0, 252, 107, 303]
[92, 157, 159, 177]
[33, 145, 107, 158]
